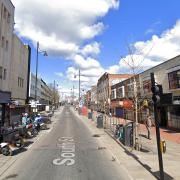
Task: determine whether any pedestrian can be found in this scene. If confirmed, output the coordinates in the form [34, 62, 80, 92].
[145, 115, 153, 140]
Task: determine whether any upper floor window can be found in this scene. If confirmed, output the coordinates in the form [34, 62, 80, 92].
[3, 69, 7, 80]
[7, 13, 10, 23]
[168, 70, 180, 89]
[143, 80, 151, 93]
[5, 40, 8, 50]
[1, 36, 5, 48]
[117, 86, 125, 98]
[0, 66, 3, 79]
[18, 77, 24, 88]
[3, 6, 7, 19]
[111, 89, 116, 99]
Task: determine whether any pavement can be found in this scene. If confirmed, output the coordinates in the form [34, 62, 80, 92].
[81, 110, 180, 180]
[0, 106, 131, 180]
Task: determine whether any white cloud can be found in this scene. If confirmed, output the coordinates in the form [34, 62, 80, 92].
[135, 20, 180, 61]
[106, 65, 120, 74]
[56, 20, 180, 90]
[119, 20, 180, 73]
[81, 42, 101, 56]
[12, 0, 119, 57]
[73, 55, 102, 70]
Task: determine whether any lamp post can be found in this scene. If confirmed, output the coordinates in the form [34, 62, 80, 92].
[35, 42, 48, 110]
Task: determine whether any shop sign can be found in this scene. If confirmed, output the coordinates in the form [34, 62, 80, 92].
[123, 100, 133, 109]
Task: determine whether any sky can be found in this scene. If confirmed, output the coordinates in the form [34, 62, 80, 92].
[11, 0, 180, 96]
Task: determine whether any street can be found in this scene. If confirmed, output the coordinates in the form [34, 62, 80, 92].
[0, 106, 130, 180]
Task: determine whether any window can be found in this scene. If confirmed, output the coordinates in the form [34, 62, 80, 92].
[5, 40, 8, 50]
[143, 80, 151, 93]
[1, 36, 5, 48]
[117, 86, 124, 98]
[7, 13, 10, 23]
[18, 77, 24, 88]
[3, 6, 6, 19]
[18, 77, 20, 87]
[168, 70, 180, 89]
[3, 69, 7, 80]
[0, 66, 2, 79]
[1, 5, 3, 19]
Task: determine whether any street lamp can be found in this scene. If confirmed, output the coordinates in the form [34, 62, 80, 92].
[35, 42, 48, 106]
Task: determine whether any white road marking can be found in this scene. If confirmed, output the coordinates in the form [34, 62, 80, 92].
[53, 137, 75, 166]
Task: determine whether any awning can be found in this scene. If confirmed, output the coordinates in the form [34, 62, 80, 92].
[0, 91, 11, 104]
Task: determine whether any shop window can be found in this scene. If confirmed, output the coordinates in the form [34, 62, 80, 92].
[168, 70, 180, 89]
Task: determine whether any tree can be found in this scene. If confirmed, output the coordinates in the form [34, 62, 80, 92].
[121, 44, 153, 150]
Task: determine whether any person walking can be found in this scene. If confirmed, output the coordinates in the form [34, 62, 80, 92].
[145, 115, 153, 140]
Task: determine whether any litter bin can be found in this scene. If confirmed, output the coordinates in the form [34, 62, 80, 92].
[96, 114, 103, 128]
[123, 122, 134, 147]
[88, 112, 92, 119]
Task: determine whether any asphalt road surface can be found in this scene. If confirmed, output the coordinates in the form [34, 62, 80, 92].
[1, 106, 131, 180]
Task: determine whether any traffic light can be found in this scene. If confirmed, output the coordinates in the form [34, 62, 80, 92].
[151, 85, 163, 105]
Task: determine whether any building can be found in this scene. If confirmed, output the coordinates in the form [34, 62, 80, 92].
[85, 90, 91, 108]
[40, 79, 53, 110]
[29, 73, 60, 111]
[0, 0, 14, 126]
[29, 73, 41, 103]
[8, 34, 31, 125]
[90, 85, 97, 110]
[110, 55, 180, 130]
[97, 72, 133, 113]
[139, 55, 180, 129]
[111, 75, 140, 120]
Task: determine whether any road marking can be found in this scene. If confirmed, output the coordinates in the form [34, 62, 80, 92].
[53, 137, 75, 166]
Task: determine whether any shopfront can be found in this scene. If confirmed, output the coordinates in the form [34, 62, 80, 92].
[0, 91, 11, 127]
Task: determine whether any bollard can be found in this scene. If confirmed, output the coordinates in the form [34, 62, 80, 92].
[160, 140, 166, 153]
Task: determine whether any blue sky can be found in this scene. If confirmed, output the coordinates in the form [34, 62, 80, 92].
[12, 0, 180, 95]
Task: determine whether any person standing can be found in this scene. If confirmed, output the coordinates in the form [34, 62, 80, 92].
[145, 115, 153, 140]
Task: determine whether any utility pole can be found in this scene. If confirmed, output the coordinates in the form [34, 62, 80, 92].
[151, 73, 164, 180]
